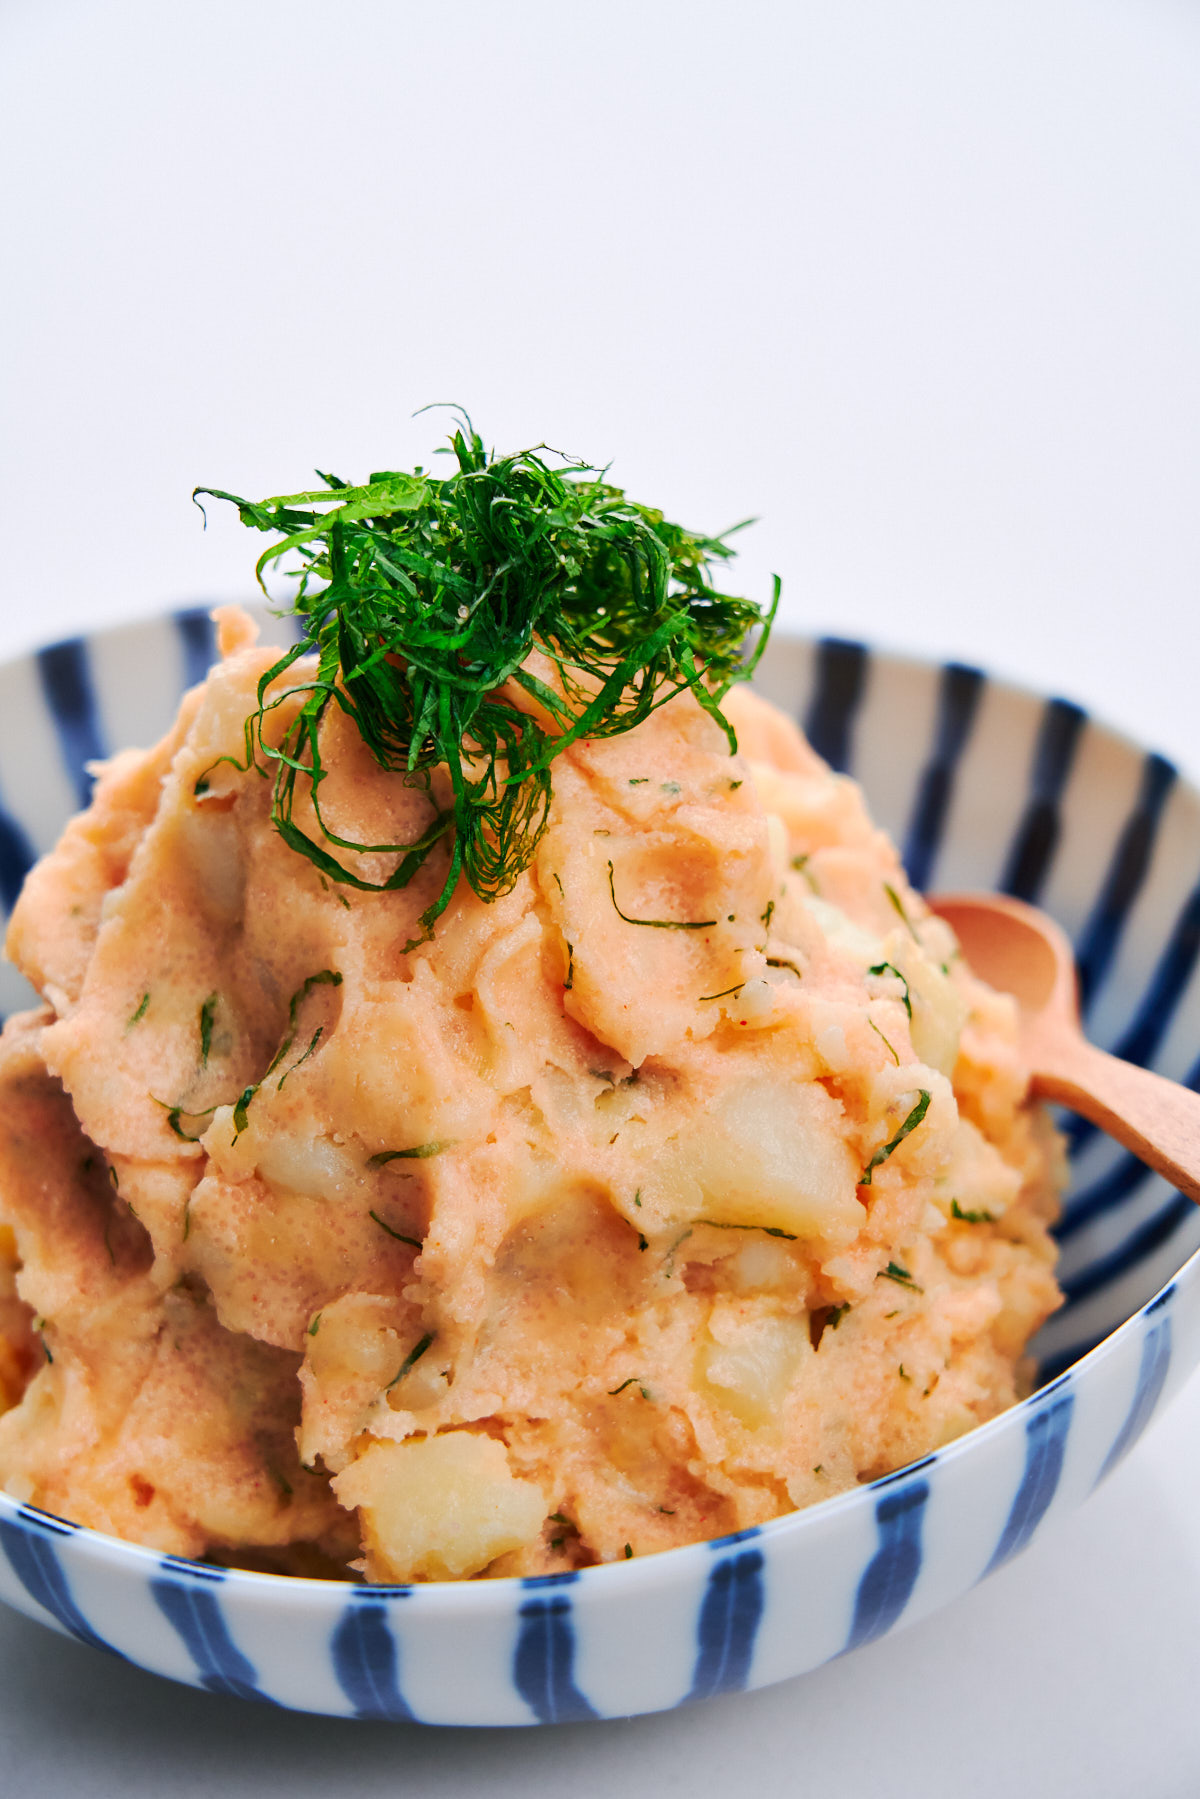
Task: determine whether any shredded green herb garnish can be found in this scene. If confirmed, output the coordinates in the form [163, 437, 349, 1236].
[859, 1090, 932, 1187]
[182, 1195, 192, 1241]
[698, 983, 745, 1003]
[607, 860, 716, 931]
[760, 899, 775, 934]
[199, 993, 219, 1068]
[698, 1219, 798, 1241]
[624, 1543, 633, 1559]
[194, 413, 778, 947]
[898, 1364, 911, 1382]
[867, 962, 912, 1019]
[883, 882, 922, 943]
[388, 1332, 435, 1389]
[661, 780, 681, 795]
[951, 1199, 996, 1224]
[369, 1210, 423, 1249]
[825, 1303, 850, 1330]
[633, 1190, 642, 1207]
[564, 943, 574, 990]
[308, 1312, 322, 1337]
[878, 1261, 923, 1293]
[868, 1018, 900, 1064]
[548, 1512, 570, 1525]
[368, 1141, 451, 1167]
[608, 1377, 638, 1395]
[127, 992, 151, 1030]
[767, 955, 803, 979]
[628, 777, 649, 785]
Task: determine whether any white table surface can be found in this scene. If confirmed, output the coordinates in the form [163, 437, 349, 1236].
[3, 1, 1200, 1791]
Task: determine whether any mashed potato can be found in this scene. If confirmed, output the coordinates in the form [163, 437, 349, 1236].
[0, 610, 1062, 1580]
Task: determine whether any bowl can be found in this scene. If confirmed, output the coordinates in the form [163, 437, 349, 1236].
[1, 613, 1198, 1725]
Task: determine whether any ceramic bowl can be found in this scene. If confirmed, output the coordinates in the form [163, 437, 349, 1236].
[1, 614, 1198, 1725]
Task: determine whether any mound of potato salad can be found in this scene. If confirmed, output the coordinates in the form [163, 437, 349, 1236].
[0, 604, 1062, 1580]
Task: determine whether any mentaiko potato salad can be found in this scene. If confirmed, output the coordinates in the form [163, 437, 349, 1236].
[0, 423, 1062, 1582]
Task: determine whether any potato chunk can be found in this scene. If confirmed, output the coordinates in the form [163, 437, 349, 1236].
[333, 1432, 547, 1581]
[699, 1302, 812, 1429]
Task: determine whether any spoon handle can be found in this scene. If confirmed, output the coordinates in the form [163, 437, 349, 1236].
[1031, 1034, 1200, 1205]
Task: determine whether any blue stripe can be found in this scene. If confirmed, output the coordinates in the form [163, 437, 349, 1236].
[330, 1596, 416, 1721]
[159, 1553, 225, 1580]
[687, 1546, 766, 1701]
[1094, 1316, 1172, 1488]
[0, 778, 36, 914]
[513, 1593, 600, 1724]
[0, 1518, 121, 1657]
[999, 697, 1088, 902]
[1059, 1192, 1195, 1307]
[1038, 1280, 1174, 1382]
[17, 1502, 76, 1535]
[804, 638, 868, 775]
[174, 607, 219, 691]
[1075, 753, 1177, 1016]
[151, 1571, 272, 1704]
[1057, 1150, 1159, 1244]
[983, 1389, 1074, 1575]
[1067, 875, 1200, 1156]
[36, 637, 109, 811]
[901, 662, 985, 891]
[841, 1480, 928, 1654]
[1037, 1334, 1106, 1385]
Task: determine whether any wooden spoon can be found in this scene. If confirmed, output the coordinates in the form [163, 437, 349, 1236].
[929, 891, 1200, 1204]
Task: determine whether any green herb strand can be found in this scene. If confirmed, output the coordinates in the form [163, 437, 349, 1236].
[883, 883, 922, 944]
[859, 1090, 932, 1187]
[368, 1141, 451, 1167]
[607, 861, 716, 931]
[388, 1332, 435, 1389]
[697, 1218, 798, 1241]
[867, 962, 912, 1019]
[877, 1260, 923, 1292]
[369, 1210, 423, 1249]
[951, 1199, 996, 1224]
[199, 993, 219, 1067]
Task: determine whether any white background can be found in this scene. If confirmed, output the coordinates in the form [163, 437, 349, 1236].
[2, 1, 1200, 1791]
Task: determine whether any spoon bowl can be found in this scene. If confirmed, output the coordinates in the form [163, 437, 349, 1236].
[931, 891, 1200, 1206]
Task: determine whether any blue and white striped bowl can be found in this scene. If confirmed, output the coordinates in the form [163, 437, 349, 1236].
[1, 612, 1199, 1724]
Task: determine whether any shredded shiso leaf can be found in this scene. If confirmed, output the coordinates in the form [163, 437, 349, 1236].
[195, 412, 778, 946]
